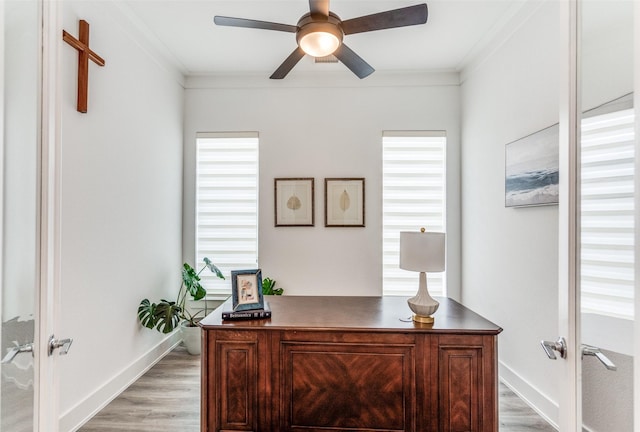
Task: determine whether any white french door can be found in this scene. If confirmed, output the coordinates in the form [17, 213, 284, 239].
[555, 0, 639, 430]
[1, 0, 61, 430]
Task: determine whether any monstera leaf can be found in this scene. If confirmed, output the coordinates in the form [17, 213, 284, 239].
[203, 257, 225, 280]
[182, 263, 206, 301]
[137, 299, 157, 329]
[138, 299, 182, 334]
[152, 300, 182, 334]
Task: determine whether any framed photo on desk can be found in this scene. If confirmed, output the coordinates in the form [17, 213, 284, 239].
[231, 269, 264, 311]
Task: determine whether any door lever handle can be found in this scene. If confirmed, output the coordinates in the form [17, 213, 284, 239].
[48, 335, 73, 356]
[582, 345, 617, 371]
[1, 343, 34, 364]
[540, 337, 567, 360]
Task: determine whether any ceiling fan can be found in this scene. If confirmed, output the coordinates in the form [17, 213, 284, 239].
[214, 0, 428, 79]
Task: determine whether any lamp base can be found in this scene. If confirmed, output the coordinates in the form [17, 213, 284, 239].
[412, 314, 434, 324]
[407, 271, 440, 319]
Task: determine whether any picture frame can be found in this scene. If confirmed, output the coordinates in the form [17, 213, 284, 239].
[231, 269, 265, 311]
[324, 178, 365, 227]
[274, 178, 315, 227]
[505, 124, 559, 208]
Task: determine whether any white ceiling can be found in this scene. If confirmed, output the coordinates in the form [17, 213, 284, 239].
[121, 0, 530, 77]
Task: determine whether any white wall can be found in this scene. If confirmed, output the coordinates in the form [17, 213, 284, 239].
[182, 73, 461, 299]
[58, 2, 184, 430]
[460, 1, 561, 425]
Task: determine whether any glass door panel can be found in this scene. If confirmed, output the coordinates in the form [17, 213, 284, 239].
[1, 0, 39, 430]
[580, 1, 635, 431]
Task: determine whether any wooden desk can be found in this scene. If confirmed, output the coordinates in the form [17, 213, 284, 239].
[200, 296, 502, 432]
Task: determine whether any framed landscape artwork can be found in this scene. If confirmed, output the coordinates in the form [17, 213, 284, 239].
[325, 178, 365, 227]
[505, 124, 559, 208]
[274, 178, 314, 226]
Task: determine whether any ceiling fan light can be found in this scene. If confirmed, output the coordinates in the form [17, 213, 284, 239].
[296, 19, 343, 58]
[299, 31, 340, 57]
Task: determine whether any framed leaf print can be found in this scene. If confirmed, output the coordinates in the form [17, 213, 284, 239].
[274, 178, 315, 226]
[324, 178, 365, 227]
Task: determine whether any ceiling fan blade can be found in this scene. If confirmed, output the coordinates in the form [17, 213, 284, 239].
[309, 0, 330, 17]
[270, 47, 306, 79]
[214, 16, 297, 33]
[341, 4, 428, 35]
[333, 43, 374, 79]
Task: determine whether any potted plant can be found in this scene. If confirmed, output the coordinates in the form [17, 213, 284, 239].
[137, 257, 224, 355]
[262, 277, 284, 295]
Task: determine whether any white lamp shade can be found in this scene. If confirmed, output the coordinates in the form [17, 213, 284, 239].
[399, 231, 446, 272]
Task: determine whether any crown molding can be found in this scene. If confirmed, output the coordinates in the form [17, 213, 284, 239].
[184, 70, 460, 90]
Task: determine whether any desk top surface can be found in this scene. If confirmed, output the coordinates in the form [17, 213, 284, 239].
[200, 296, 502, 335]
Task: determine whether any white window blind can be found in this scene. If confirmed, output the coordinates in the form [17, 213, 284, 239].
[196, 133, 259, 298]
[382, 131, 447, 296]
[580, 99, 635, 320]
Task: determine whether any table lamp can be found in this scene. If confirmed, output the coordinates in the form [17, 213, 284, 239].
[400, 228, 446, 324]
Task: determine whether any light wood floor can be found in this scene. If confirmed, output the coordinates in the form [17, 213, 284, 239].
[80, 345, 556, 432]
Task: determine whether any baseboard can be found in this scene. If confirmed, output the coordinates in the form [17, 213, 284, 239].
[59, 332, 182, 432]
[499, 360, 559, 430]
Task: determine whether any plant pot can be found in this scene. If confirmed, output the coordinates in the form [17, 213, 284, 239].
[180, 321, 201, 355]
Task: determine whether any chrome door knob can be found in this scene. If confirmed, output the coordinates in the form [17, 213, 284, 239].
[540, 337, 567, 360]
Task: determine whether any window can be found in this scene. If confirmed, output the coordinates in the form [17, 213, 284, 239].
[382, 131, 447, 296]
[196, 133, 259, 298]
[581, 96, 635, 320]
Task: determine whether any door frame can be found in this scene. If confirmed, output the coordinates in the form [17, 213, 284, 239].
[634, 1, 640, 428]
[36, 0, 62, 429]
[557, 0, 580, 429]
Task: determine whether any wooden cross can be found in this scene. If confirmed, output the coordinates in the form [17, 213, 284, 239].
[63, 20, 105, 113]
